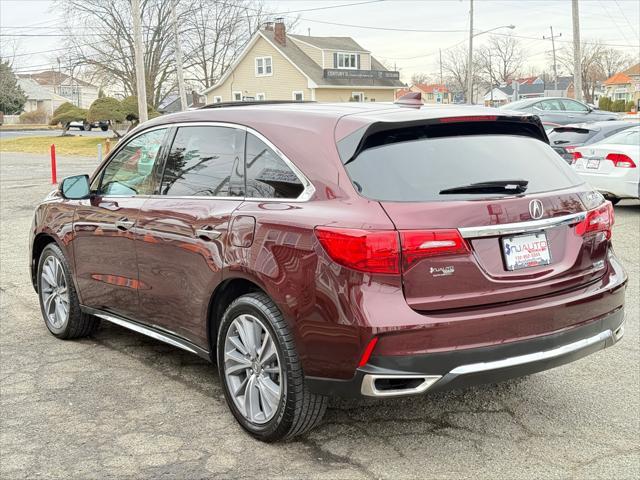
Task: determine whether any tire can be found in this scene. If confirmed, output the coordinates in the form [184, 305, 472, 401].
[217, 292, 327, 442]
[78, 125, 85, 131]
[37, 243, 100, 339]
[606, 196, 621, 206]
[100, 125, 108, 132]
[84, 123, 92, 131]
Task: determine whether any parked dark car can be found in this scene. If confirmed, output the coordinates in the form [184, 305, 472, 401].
[30, 102, 627, 441]
[501, 97, 619, 124]
[548, 120, 638, 163]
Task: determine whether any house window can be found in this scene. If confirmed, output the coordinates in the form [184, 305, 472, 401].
[232, 91, 242, 101]
[292, 91, 304, 101]
[255, 56, 273, 76]
[351, 92, 364, 102]
[336, 52, 358, 69]
[213, 96, 222, 103]
[256, 93, 266, 101]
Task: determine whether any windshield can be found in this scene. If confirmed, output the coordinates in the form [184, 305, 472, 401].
[345, 134, 583, 202]
[596, 127, 639, 146]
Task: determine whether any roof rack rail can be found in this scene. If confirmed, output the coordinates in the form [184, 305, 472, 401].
[200, 100, 316, 109]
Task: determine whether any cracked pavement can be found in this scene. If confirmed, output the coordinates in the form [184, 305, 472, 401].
[1, 153, 638, 479]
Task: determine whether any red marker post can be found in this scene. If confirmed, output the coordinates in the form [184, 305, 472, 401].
[50, 144, 57, 184]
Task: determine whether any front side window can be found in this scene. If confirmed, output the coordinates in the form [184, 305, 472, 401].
[336, 52, 358, 69]
[255, 56, 272, 76]
[561, 99, 589, 112]
[161, 126, 244, 197]
[245, 133, 304, 199]
[99, 128, 167, 196]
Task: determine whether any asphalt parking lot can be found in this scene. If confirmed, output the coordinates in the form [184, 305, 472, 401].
[1, 152, 638, 479]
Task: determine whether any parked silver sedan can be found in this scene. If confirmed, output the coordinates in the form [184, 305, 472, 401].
[500, 97, 619, 125]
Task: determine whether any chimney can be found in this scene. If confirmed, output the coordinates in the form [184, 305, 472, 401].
[274, 18, 286, 46]
[264, 21, 274, 31]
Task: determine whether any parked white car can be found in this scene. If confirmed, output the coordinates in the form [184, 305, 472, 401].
[572, 126, 640, 204]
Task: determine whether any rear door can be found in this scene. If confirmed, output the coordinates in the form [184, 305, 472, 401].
[135, 124, 245, 346]
[343, 120, 610, 312]
[73, 127, 168, 319]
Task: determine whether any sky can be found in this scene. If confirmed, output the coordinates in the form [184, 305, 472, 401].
[1, 0, 639, 84]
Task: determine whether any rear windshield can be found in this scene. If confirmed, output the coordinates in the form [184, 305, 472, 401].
[597, 127, 639, 146]
[345, 134, 583, 202]
[548, 128, 596, 145]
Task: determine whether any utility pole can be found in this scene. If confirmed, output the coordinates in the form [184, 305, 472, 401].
[571, 0, 582, 101]
[439, 48, 443, 86]
[543, 26, 561, 91]
[466, 0, 474, 104]
[171, 0, 187, 111]
[488, 53, 493, 106]
[132, 0, 148, 123]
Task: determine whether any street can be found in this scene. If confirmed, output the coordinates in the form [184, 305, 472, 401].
[1, 153, 638, 479]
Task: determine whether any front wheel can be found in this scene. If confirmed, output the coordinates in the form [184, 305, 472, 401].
[37, 243, 100, 339]
[217, 292, 327, 442]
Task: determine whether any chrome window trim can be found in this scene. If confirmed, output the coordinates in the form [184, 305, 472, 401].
[149, 121, 315, 202]
[449, 329, 612, 375]
[458, 211, 586, 239]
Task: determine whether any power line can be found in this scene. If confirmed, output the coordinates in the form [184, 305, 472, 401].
[613, 0, 639, 42]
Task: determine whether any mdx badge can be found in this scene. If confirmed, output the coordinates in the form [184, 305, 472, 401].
[529, 199, 544, 220]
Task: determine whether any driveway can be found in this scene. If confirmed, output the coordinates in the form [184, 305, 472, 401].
[1, 153, 638, 479]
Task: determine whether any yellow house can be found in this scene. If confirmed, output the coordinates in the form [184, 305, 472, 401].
[202, 21, 404, 104]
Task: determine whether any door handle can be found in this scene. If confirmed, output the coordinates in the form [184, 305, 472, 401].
[196, 227, 222, 241]
[115, 218, 135, 231]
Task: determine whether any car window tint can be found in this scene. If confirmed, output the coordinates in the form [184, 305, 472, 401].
[537, 99, 563, 111]
[245, 133, 304, 199]
[100, 128, 167, 196]
[561, 99, 588, 112]
[345, 134, 582, 202]
[161, 126, 244, 197]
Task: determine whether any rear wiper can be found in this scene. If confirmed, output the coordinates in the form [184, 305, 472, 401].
[439, 179, 528, 195]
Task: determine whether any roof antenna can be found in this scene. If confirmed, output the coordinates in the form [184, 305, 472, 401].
[394, 91, 423, 107]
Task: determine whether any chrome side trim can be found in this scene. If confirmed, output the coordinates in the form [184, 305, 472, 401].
[458, 211, 586, 238]
[361, 374, 442, 397]
[449, 329, 612, 375]
[84, 307, 210, 360]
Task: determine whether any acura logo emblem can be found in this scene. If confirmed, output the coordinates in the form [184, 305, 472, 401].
[529, 199, 544, 219]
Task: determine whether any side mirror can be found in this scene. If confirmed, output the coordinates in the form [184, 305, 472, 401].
[60, 174, 91, 199]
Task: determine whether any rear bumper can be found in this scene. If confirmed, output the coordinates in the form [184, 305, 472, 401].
[306, 307, 625, 397]
[576, 171, 639, 199]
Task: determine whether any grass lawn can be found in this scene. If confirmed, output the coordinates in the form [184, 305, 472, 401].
[0, 135, 115, 156]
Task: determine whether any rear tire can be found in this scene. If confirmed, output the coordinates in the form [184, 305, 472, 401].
[606, 196, 621, 206]
[37, 244, 100, 339]
[217, 292, 327, 442]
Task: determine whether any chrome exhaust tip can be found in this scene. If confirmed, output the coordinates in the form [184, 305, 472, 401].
[361, 374, 441, 397]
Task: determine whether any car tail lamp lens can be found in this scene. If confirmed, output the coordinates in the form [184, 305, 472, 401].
[575, 202, 615, 239]
[572, 151, 583, 163]
[400, 230, 469, 270]
[315, 227, 400, 274]
[606, 153, 636, 168]
[315, 227, 469, 274]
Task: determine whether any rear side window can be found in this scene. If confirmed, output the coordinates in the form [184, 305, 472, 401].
[345, 134, 583, 202]
[245, 133, 304, 199]
[161, 126, 244, 197]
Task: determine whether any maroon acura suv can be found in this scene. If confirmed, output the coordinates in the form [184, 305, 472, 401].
[30, 100, 626, 441]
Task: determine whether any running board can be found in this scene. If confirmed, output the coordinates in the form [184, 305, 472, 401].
[81, 306, 211, 361]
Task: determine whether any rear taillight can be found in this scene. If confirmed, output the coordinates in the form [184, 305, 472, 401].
[400, 230, 469, 270]
[606, 153, 636, 168]
[315, 227, 400, 274]
[315, 227, 469, 274]
[572, 151, 583, 163]
[575, 201, 615, 239]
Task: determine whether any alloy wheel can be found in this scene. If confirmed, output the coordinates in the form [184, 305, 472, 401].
[223, 314, 282, 424]
[40, 256, 70, 329]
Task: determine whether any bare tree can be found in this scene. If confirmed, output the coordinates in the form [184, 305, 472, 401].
[410, 72, 432, 85]
[58, 0, 191, 108]
[557, 40, 608, 103]
[441, 45, 482, 102]
[596, 47, 634, 78]
[182, 0, 269, 91]
[477, 34, 524, 86]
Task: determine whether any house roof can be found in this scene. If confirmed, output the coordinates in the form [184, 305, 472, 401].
[18, 70, 96, 89]
[17, 78, 53, 101]
[497, 83, 544, 95]
[260, 29, 403, 88]
[289, 34, 368, 52]
[604, 72, 632, 86]
[623, 63, 640, 76]
[413, 83, 449, 94]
